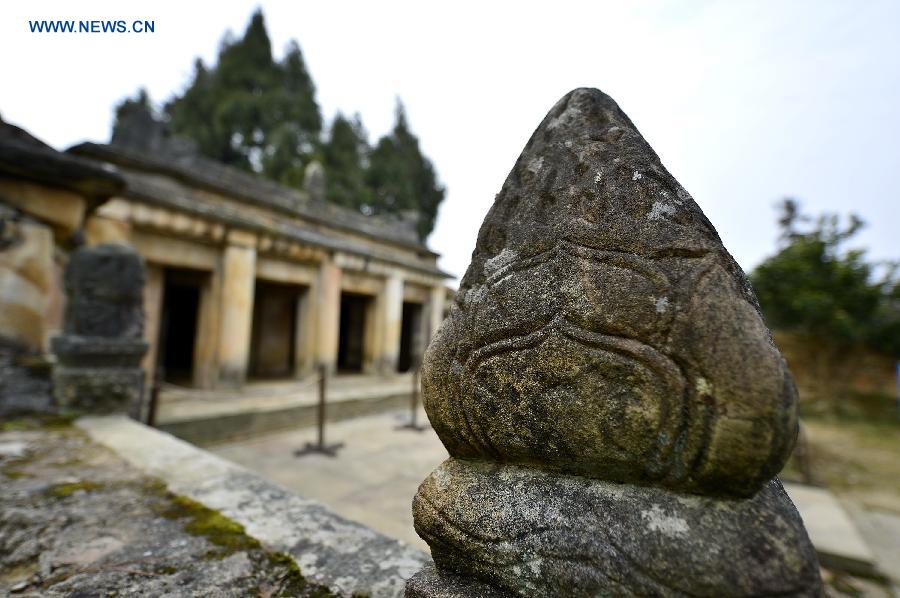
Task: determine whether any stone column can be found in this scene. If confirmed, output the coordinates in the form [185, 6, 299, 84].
[193, 275, 219, 389]
[141, 263, 164, 383]
[377, 272, 403, 374]
[426, 284, 445, 345]
[294, 288, 315, 377]
[314, 259, 341, 374]
[216, 231, 256, 387]
[50, 243, 148, 415]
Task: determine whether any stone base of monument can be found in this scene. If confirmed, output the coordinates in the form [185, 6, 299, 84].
[51, 335, 148, 414]
[410, 459, 823, 597]
[406, 565, 513, 598]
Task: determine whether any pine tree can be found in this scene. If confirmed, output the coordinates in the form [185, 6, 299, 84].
[367, 100, 445, 240]
[322, 113, 372, 211]
[163, 9, 321, 181]
[165, 59, 221, 158]
[261, 42, 322, 187]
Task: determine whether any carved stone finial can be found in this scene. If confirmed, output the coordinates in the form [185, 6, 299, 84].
[408, 89, 821, 597]
[304, 160, 326, 202]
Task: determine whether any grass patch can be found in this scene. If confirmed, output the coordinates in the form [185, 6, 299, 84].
[159, 494, 261, 557]
[0, 412, 79, 432]
[266, 551, 332, 597]
[783, 416, 900, 513]
[156, 493, 337, 595]
[46, 480, 104, 498]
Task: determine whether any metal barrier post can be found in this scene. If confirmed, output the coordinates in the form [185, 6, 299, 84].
[145, 368, 162, 427]
[397, 361, 428, 432]
[295, 364, 345, 457]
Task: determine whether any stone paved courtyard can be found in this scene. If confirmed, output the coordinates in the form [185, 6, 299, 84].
[212, 408, 447, 550]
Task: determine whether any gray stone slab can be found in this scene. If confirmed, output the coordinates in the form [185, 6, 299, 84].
[76, 415, 429, 597]
[784, 482, 879, 578]
[846, 504, 900, 584]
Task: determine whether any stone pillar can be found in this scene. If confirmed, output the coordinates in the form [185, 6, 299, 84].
[406, 88, 822, 596]
[193, 275, 219, 389]
[314, 259, 341, 374]
[377, 272, 403, 374]
[50, 243, 148, 415]
[426, 284, 445, 345]
[294, 288, 315, 377]
[141, 263, 163, 383]
[216, 232, 256, 387]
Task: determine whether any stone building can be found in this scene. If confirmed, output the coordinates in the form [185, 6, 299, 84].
[1, 114, 450, 397]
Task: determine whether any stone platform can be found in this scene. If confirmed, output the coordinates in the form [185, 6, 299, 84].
[155, 372, 416, 445]
[76, 414, 428, 596]
[1, 417, 427, 597]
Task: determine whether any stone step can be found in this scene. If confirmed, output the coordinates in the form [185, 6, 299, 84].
[783, 482, 881, 578]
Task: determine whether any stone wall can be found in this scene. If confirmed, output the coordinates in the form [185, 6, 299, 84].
[77, 415, 428, 597]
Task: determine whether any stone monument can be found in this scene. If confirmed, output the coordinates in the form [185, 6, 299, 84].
[51, 243, 148, 415]
[304, 160, 326, 203]
[407, 88, 822, 596]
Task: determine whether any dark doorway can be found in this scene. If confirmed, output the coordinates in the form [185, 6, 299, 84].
[250, 281, 302, 378]
[158, 269, 204, 384]
[338, 292, 370, 372]
[398, 301, 424, 372]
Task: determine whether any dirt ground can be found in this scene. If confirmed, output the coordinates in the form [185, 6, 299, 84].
[782, 416, 900, 515]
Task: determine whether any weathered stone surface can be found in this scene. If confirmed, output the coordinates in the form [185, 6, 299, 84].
[51, 243, 148, 414]
[0, 425, 335, 597]
[413, 458, 822, 597]
[52, 367, 145, 414]
[0, 340, 53, 417]
[406, 565, 512, 598]
[423, 87, 797, 498]
[62, 243, 145, 338]
[410, 88, 820, 597]
[51, 335, 147, 368]
[78, 415, 429, 597]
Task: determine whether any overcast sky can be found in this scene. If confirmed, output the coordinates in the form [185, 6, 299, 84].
[3, 0, 898, 281]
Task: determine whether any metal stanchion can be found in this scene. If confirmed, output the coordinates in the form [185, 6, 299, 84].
[295, 364, 344, 457]
[895, 360, 899, 420]
[793, 422, 813, 485]
[145, 368, 162, 427]
[396, 361, 428, 432]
